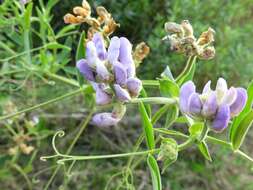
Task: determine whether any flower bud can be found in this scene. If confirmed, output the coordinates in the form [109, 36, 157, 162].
[114, 84, 131, 102]
[126, 77, 142, 97]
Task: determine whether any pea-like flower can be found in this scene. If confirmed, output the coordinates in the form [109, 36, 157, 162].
[179, 78, 247, 132]
[77, 32, 142, 126]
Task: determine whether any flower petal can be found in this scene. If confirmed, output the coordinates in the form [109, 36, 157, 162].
[92, 33, 107, 60]
[188, 93, 202, 115]
[92, 112, 119, 127]
[216, 77, 228, 104]
[202, 92, 217, 117]
[113, 62, 127, 86]
[96, 61, 110, 82]
[222, 87, 237, 106]
[202, 80, 211, 94]
[119, 37, 135, 77]
[114, 84, 131, 102]
[86, 41, 98, 67]
[108, 36, 120, 64]
[211, 104, 230, 132]
[179, 81, 196, 113]
[126, 77, 142, 97]
[76, 59, 95, 81]
[230, 88, 247, 117]
[91, 82, 112, 105]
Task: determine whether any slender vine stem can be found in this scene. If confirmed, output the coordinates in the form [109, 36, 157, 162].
[0, 88, 84, 121]
[43, 110, 94, 190]
[130, 97, 178, 105]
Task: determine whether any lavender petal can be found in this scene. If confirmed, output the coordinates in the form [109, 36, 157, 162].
[92, 112, 119, 127]
[113, 62, 127, 86]
[126, 77, 142, 97]
[211, 104, 230, 132]
[179, 81, 196, 113]
[230, 88, 247, 117]
[108, 36, 120, 64]
[188, 93, 202, 115]
[91, 82, 112, 105]
[202, 92, 218, 117]
[86, 41, 98, 67]
[76, 59, 95, 81]
[92, 33, 107, 60]
[114, 84, 131, 102]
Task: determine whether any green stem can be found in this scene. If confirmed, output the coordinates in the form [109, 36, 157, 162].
[141, 80, 160, 87]
[175, 56, 197, 84]
[44, 72, 79, 87]
[154, 128, 253, 162]
[178, 138, 194, 151]
[55, 149, 160, 164]
[130, 97, 178, 105]
[0, 88, 84, 121]
[24, 29, 32, 65]
[43, 110, 94, 190]
[199, 123, 209, 142]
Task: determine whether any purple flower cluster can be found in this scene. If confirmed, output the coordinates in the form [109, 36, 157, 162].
[77, 33, 142, 127]
[179, 78, 247, 132]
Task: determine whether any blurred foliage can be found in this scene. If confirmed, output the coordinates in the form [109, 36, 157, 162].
[0, 0, 253, 189]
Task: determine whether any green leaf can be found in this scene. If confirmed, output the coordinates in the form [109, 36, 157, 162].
[147, 154, 162, 190]
[189, 122, 204, 139]
[139, 102, 155, 149]
[76, 31, 86, 61]
[157, 138, 178, 173]
[140, 88, 152, 117]
[46, 42, 71, 51]
[23, 3, 33, 30]
[231, 110, 253, 150]
[164, 105, 179, 128]
[198, 141, 212, 161]
[230, 81, 253, 141]
[159, 78, 179, 97]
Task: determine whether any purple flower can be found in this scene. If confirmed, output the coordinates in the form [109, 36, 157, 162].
[92, 112, 120, 127]
[91, 82, 112, 105]
[114, 84, 131, 102]
[76, 59, 95, 81]
[179, 78, 247, 132]
[126, 77, 142, 97]
[113, 62, 127, 86]
[20, 0, 29, 5]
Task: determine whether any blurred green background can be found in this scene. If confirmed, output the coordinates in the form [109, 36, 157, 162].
[0, 0, 253, 189]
